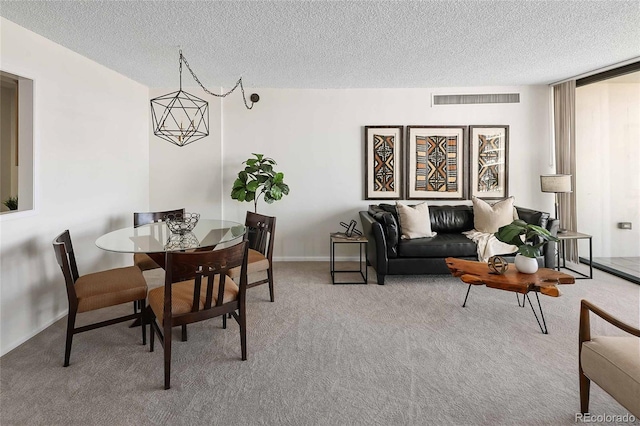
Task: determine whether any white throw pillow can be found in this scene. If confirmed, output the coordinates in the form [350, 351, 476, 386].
[472, 196, 516, 233]
[396, 202, 437, 239]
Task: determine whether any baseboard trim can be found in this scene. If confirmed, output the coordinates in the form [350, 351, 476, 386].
[1, 309, 67, 357]
[584, 257, 640, 285]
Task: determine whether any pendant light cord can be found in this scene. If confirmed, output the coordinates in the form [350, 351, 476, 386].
[179, 49, 256, 110]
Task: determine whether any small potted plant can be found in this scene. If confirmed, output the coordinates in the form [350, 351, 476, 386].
[3, 196, 18, 211]
[495, 219, 559, 274]
[231, 153, 290, 213]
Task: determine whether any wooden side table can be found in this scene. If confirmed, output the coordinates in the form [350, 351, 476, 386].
[330, 233, 368, 284]
[556, 231, 593, 279]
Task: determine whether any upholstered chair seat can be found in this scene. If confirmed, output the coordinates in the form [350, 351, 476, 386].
[74, 266, 148, 313]
[134, 253, 160, 272]
[148, 276, 239, 324]
[227, 249, 269, 279]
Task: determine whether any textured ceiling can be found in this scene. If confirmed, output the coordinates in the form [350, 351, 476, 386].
[1, 1, 639, 89]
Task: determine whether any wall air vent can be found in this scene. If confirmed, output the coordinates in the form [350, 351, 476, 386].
[433, 93, 520, 105]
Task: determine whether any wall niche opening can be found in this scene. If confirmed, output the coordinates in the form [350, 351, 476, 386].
[0, 70, 33, 214]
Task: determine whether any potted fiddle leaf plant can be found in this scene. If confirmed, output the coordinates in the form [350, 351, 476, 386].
[231, 153, 290, 213]
[495, 219, 559, 274]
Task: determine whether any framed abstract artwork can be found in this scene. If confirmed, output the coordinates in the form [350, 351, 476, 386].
[364, 126, 403, 200]
[469, 126, 509, 199]
[405, 126, 467, 200]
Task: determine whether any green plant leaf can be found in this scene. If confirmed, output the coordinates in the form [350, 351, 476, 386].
[495, 224, 524, 246]
[519, 245, 540, 258]
[231, 188, 247, 201]
[253, 153, 264, 161]
[246, 180, 260, 192]
[280, 183, 290, 195]
[232, 179, 245, 190]
[238, 171, 248, 182]
[528, 224, 558, 242]
[270, 186, 282, 199]
[273, 172, 284, 183]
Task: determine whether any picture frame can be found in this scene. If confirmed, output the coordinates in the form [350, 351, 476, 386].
[364, 126, 403, 200]
[405, 126, 467, 200]
[469, 125, 509, 199]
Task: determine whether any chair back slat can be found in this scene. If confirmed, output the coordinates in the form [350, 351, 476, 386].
[164, 241, 248, 320]
[204, 274, 215, 309]
[134, 208, 185, 227]
[52, 230, 79, 305]
[216, 274, 227, 307]
[245, 211, 276, 259]
[191, 273, 203, 313]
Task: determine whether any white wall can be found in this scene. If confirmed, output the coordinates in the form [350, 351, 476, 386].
[576, 81, 640, 257]
[0, 18, 150, 356]
[148, 89, 223, 218]
[221, 87, 553, 260]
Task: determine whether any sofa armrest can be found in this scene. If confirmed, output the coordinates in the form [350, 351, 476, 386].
[543, 218, 559, 268]
[359, 211, 388, 275]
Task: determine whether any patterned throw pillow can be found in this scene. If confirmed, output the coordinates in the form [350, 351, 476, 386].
[396, 202, 437, 239]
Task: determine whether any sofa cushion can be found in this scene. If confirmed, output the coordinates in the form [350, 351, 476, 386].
[516, 207, 548, 228]
[398, 233, 477, 258]
[396, 202, 437, 239]
[430, 205, 474, 233]
[472, 196, 515, 233]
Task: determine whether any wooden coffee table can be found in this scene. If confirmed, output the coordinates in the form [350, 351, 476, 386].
[445, 257, 575, 334]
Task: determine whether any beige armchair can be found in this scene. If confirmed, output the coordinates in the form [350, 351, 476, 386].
[579, 299, 640, 417]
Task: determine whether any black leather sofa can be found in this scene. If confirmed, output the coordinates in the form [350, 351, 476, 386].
[359, 204, 558, 284]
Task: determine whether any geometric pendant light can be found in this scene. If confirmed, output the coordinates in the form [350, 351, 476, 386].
[150, 89, 209, 147]
[150, 50, 258, 147]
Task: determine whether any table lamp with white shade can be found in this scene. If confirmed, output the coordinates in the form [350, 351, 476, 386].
[540, 174, 572, 233]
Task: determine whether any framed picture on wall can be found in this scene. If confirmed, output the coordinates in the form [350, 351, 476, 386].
[364, 126, 404, 200]
[469, 125, 509, 199]
[405, 126, 467, 200]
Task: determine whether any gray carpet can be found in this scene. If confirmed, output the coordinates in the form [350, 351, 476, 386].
[1, 262, 639, 425]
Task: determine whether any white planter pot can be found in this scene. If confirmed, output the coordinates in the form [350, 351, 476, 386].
[514, 254, 538, 274]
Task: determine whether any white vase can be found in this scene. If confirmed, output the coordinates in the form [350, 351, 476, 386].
[514, 253, 538, 274]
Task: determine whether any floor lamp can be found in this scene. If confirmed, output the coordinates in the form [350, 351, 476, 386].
[540, 174, 572, 233]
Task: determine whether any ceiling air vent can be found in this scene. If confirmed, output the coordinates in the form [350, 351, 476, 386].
[433, 93, 520, 105]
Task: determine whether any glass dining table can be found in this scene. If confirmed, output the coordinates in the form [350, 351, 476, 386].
[96, 219, 246, 268]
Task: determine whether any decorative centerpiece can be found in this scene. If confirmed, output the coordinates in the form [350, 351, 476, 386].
[164, 232, 200, 250]
[488, 255, 509, 275]
[494, 219, 559, 274]
[165, 212, 200, 235]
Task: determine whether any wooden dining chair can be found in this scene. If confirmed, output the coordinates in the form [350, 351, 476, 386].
[228, 211, 276, 302]
[133, 208, 185, 272]
[147, 240, 248, 389]
[52, 230, 147, 367]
